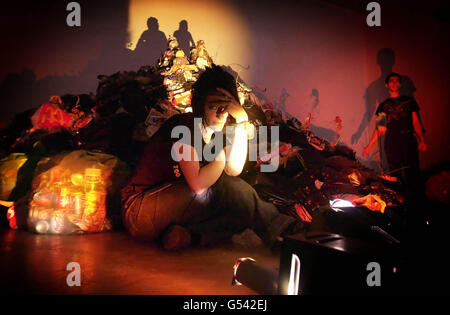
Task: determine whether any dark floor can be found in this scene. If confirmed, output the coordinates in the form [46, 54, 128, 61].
[0, 227, 280, 295]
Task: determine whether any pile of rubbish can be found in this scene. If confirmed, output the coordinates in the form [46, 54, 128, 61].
[240, 102, 405, 223]
[0, 37, 407, 234]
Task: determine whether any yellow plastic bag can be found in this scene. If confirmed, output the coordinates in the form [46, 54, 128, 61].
[28, 150, 129, 234]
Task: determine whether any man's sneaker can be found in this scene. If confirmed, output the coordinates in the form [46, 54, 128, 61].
[162, 225, 192, 251]
[271, 221, 310, 253]
[281, 221, 309, 237]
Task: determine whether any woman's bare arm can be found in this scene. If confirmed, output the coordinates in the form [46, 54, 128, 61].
[216, 88, 249, 176]
[175, 142, 225, 194]
[224, 122, 249, 176]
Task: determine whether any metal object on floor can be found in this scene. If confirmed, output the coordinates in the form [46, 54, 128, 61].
[278, 232, 400, 295]
[232, 257, 278, 295]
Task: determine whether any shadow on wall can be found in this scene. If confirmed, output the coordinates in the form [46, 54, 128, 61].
[173, 20, 195, 57]
[133, 17, 168, 67]
[221, 65, 344, 148]
[0, 13, 170, 127]
[350, 48, 417, 170]
[304, 88, 347, 147]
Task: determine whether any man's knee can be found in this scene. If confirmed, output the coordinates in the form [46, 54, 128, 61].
[123, 207, 159, 241]
[213, 175, 258, 222]
[217, 175, 257, 201]
[122, 181, 194, 241]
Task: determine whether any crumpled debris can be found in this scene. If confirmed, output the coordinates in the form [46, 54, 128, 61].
[190, 40, 213, 70]
[295, 203, 312, 222]
[314, 179, 324, 190]
[6, 204, 17, 229]
[352, 194, 387, 213]
[30, 96, 76, 133]
[157, 36, 181, 70]
[348, 170, 361, 186]
[379, 174, 398, 182]
[255, 142, 300, 170]
[144, 101, 178, 138]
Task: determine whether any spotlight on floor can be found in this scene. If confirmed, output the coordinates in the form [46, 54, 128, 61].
[232, 257, 278, 295]
[233, 232, 401, 295]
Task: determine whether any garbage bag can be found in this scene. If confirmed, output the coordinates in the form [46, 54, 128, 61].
[30, 102, 75, 132]
[0, 153, 28, 200]
[27, 150, 130, 234]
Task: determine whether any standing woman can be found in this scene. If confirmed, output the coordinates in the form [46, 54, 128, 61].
[121, 66, 299, 250]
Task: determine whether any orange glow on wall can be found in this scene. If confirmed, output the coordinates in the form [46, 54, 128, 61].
[127, 0, 253, 82]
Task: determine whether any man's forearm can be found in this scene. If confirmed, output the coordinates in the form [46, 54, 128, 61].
[224, 123, 248, 176]
[366, 128, 379, 150]
[412, 112, 425, 143]
[414, 120, 425, 142]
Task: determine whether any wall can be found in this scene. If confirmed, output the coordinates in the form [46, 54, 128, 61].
[0, 0, 448, 170]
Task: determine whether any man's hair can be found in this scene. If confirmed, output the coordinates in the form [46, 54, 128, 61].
[385, 72, 402, 84]
[191, 66, 239, 118]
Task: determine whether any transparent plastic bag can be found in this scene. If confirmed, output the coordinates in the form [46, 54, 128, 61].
[27, 150, 129, 234]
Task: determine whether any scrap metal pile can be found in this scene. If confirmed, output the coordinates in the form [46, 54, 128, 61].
[0, 38, 406, 234]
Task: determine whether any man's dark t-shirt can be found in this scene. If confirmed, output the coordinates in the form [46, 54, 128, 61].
[375, 95, 419, 137]
[375, 96, 421, 183]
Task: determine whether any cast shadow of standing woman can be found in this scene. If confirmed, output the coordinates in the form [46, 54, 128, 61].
[134, 17, 167, 67]
[173, 20, 195, 56]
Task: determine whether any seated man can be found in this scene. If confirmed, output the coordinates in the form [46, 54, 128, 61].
[121, 66, 303, 250]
